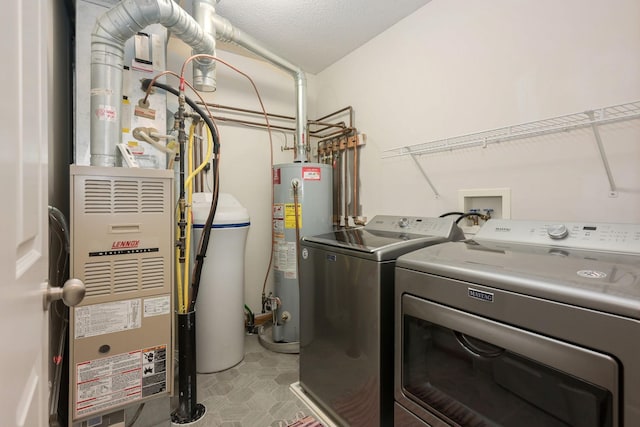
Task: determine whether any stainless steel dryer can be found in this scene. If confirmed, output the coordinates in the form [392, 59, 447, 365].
[299, 215, 463, 427]
[394, 219, 640, 427]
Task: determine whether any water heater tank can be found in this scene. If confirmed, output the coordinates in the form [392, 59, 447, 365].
[272, 163, 332, 343]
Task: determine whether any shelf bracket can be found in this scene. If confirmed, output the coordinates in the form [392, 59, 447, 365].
[587, 111, 617, 196]
[408, 151, 440, 198]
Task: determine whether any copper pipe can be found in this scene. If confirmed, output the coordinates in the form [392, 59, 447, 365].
[310, 128, 353, 139]
[315, 128, 354, 143]
[210, 116, 346, 136]
[353, 133, 358, 221]
[196, 101, 352, 136]
[316, 142, 321, 162]
[308, 120, 346, 127]
[199, 101, 295, 121]
[316, 106, 353, 128]
[308, 120, 347, 131]
[342, 137, 349, 227]
[334, 152, 342, 226]
[203, 114, 349, 142]
[213, 115, 295, 132]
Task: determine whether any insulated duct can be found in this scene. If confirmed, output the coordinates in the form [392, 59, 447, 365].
[210, 10, 309, 163]
[90, 0, 216, 167]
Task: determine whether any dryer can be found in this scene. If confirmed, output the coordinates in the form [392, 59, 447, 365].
[394, 219, 640, 427]
[299, 215, 463, 427]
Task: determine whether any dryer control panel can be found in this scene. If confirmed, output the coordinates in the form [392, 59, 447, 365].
[475, 219, 640, 254]
[365, 215, 457, 237]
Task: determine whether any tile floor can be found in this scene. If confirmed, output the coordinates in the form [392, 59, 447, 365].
[193, 333, 312, 427]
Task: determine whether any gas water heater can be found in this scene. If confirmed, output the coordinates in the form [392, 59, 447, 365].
[271, 163, 332, 343]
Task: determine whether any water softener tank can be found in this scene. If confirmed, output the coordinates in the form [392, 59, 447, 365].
[271, 163, 332, 343]
[192, 192, 250, 372]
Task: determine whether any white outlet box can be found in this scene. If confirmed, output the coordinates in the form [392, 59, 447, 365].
[458, 188, 511, 235]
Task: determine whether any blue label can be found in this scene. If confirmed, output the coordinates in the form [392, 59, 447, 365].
[327, 254, 337, 262]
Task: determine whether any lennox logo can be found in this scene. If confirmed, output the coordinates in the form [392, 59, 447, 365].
[112, 240, 140, 249]
[494, 227, 511, 232]
[468, 288, 494, 302]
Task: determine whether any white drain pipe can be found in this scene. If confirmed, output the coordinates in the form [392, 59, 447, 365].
[207, 8, 309, 163]
[90, 0, 216, 167]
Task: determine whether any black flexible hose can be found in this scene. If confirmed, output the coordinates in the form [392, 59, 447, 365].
[141, 79, 218, 147]
[439, 211, 465, 218]
[189, 182, 219, 311]
[141, 79, 220, 312]
[455, 212, 488, 224]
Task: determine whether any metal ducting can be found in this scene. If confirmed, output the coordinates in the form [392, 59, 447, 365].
[90, 0, 216, 167]
[210, 9, 309, 163]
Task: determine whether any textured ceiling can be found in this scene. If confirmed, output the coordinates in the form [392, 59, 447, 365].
[212, 0, 431, 74]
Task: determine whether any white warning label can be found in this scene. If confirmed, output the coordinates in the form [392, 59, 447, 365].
[273, 241, 297, 279]
[75, 299, 141, 339]
[75, 345, 167, 417]
[142, 346, 168, 398]
[302, 166, 321, 181]
[144, 296, 170, 318]
[273, 218, 284, 235]
[76, 351, 142, 417]
[273, 203, 285, 219]
[95, 104, 117, 122]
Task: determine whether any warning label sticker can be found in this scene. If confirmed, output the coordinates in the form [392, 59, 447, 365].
[273, 204, 284, 219]
[143, 296, 170, 318]
[75, 300, 141, 339]
[273, 219, 284, 235]
[302, 167, 321, 181]
[284, 204, 302, 229]
[142, 346, 168, 398]
[273, 241, 297, 279]
[95, 104, 117, 122]
[75, 345, 167, 417]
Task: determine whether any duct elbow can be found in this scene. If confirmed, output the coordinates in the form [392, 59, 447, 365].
[91, 0, 217, 89]
[89, 0, 216, 166]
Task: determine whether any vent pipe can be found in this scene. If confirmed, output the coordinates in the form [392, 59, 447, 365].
[209, 10, 309, 163]
[90, 0, 216, 167]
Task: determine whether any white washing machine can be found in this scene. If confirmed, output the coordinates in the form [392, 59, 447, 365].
[394, 219, 640, 427]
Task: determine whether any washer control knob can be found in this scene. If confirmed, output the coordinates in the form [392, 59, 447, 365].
[547, 224, 569, 240]
[399, 217, 409, 228]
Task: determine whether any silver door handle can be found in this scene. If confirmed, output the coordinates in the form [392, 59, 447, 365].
[43, 278, 86, 310]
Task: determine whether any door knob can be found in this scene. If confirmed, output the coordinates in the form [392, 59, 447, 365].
[43, 278, 86, 310]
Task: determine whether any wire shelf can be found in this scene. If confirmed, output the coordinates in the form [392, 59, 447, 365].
[383, 100, 640, 158]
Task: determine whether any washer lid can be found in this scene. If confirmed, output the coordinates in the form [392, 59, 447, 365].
[302, 215, 461, 261]
[303, 228, 449, 261]
[397, 240, 640, 319]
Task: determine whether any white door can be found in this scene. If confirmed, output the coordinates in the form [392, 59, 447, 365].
[0, 0, 50, 426]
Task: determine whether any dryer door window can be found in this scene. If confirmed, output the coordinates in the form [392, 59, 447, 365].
[400, 295, 617, 427]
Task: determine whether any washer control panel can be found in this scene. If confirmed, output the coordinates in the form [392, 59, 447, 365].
[547, 224, 569, 240]
[475, 219, 640, 254]
[365, 215, 457, 237]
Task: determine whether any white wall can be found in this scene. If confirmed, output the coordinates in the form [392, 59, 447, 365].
[315, 0, 640, 223]
[165, 0, 640, 311]
[166, 40, 317, 312]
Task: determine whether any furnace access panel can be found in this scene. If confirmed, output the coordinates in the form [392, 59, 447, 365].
[69, 165, 174, 422]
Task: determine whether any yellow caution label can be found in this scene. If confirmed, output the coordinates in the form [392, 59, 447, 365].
[121, 98, 131, 133]
[284, 203, 302, 229]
